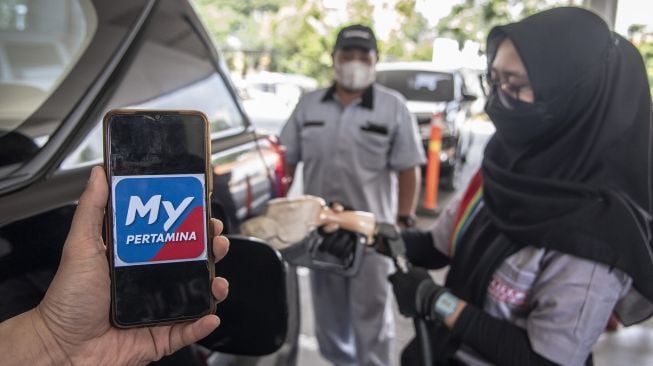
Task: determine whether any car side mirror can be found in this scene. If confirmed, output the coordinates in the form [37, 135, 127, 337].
[198, 235, 288, 355]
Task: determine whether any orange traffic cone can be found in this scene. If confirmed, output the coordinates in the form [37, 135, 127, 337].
[422, 115, 443, 213]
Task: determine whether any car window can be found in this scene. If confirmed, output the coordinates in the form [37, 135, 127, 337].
[0, 0, 97, 167]
[61, 1, 245, 169]
[376, 70, 454, 102]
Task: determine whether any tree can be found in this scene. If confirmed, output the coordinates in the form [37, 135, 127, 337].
[194, 0, 282, 74]
[346, 0, 374, 26]
[194, 0, 281, 46]
[435, 0, 555, 49]
[628, 25, 653, 97]
[196, 0, 478, 84]
[267, 0, 335, 84]
[195, 0, 335, 84]
[381, 0, 433, 62]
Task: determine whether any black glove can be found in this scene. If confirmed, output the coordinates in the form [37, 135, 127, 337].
[317, 228, 359, 260]
[388, 267, 449, 319]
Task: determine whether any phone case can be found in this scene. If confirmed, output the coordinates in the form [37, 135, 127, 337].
[103, 109, 215, 328]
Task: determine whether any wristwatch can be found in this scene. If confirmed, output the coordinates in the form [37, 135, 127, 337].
[397, 214, 417, 228]
[432, 292, 459, 319]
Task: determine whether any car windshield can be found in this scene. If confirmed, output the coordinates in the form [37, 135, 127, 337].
[376, 70, 454, 102]
[0, 0, 97, 168]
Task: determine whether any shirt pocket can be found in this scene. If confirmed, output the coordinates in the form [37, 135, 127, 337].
[356, 122, 391, 171]
[300, 121, 324, 161]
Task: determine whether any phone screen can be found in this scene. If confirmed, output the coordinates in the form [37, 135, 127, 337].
[105, 111, 214, 327]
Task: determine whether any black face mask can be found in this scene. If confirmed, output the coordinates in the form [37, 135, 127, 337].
[485, 89, 556, 147]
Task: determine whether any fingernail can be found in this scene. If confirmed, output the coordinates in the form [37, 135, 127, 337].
[87, 167, 97, 185]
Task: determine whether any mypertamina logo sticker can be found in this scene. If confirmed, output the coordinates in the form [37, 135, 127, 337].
[112, 174, 207, 266]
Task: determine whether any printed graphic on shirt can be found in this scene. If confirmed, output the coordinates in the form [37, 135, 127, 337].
[112, 174, 207, 267]
[487, 277, 528, 307]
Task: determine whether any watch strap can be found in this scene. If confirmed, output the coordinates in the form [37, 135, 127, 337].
[415, 279, 448, 320]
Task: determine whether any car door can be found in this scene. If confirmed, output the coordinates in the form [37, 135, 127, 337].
[0, 2, 294, 363]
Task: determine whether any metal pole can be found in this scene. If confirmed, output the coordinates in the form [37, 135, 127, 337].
[583, 0, 619, 29]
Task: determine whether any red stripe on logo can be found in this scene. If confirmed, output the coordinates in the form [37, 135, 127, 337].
[150, 206, 205, 261]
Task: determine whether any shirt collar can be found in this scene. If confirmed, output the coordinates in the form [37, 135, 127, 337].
[321, 83, 374, 110]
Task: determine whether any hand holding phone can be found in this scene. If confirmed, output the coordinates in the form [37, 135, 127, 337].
[1, 166, 229, 366]
[104, 109, 215, 327]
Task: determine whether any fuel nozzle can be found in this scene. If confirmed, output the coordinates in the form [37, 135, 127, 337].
[374, 223, 409, 273]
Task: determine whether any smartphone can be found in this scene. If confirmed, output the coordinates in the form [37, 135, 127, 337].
[103, 109, 215, 328]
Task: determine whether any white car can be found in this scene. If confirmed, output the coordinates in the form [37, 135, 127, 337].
[375, 61, 482, 190]
[234, 71, 318, 136]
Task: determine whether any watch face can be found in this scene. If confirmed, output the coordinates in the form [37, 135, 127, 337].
[434, 292, 458, 318]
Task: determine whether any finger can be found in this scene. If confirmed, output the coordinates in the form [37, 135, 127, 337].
[322, 223, 339, 233]
[331, 202, 344, 212]
[65, 166, 108, 253]
[167, 314, 220, 353]
[212, 277, 229, 303]
[210, 218, 223, 237]
[212, 235, 229, 263]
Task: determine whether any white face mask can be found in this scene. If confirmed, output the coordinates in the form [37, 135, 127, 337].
[334, 60, 376, 91]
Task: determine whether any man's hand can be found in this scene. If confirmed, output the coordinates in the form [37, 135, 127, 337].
[397, 166, 420, 227]
[317, 228, 359, 260]
[317, 202, 360, 260]
[10, 166, 229, 366]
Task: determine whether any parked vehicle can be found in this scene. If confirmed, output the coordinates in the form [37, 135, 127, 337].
[233, 79, 298, 136]
[233, 71, 318, 136]
[375, 62, 480, 190]
[0, 0, 295, 364]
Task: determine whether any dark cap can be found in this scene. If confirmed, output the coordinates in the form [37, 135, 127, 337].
[334, 24, 377, 52]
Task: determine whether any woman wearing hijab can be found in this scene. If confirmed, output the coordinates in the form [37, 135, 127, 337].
[387, 7, 653, 366]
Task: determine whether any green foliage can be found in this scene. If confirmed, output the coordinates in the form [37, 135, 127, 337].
[194, 0, 653, 97]
[268, 2, 335, 84]
[628, 25, 653, 97]
[347, 0, 374, 25]
[634, 40, 653, 97]
[435, 0, 555, 48]
[194, 0, 255, 47]
[628, 24, 646, 36]
[195, 0, 336, 84]
[218, 0, 282, 14]
[194, 0, 436, 82]
[381, 0, 433, 62]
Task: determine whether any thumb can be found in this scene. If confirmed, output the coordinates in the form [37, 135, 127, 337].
[64, 166, 108, 255]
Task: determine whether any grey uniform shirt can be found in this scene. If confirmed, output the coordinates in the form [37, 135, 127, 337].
[430, 192, 644, 366]
[280, 84, 426, 223]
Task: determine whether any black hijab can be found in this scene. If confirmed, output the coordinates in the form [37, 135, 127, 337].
[482, 8, 653, 304]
